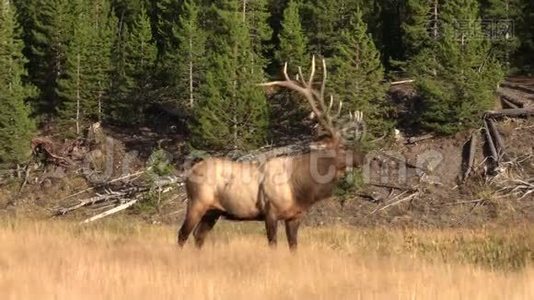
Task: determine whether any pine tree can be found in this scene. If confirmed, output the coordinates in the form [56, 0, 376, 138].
[57, 0, 116, 133]
[57, 0, 91, 135]
[27, 0, 75, 118]
[523, 1, 534, 69]
[87, 1, 116, 122]
[240, 0, 272, 64]
[172, 0, 207, 110]
[480, 0, 523, 69]
[0, 1, 36, 164]
[149, 0, 183, 76]
[408, 0, 504, 135]
[275, 0, 309, 72]
[300, 0, 339, 56]
[191, 0, 269, 150]
[331, 8, 393, 139]
[402, 0, 439, 59]
[109, 5, 156, 124]
[299, 0, 372, 58]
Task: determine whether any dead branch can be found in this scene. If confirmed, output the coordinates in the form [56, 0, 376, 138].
[369, 192, 419, 215]
[54, 192, 129, 216]
[59, 169, 150, 202]
[405, 134, 434, 144]
[18, 162, 34, 193]
[369, 182, 418, 192]
[443, 199, 484, 206]
[390, 79, 415, 85]
[497, 178, 534, 200]
[79, 196, 142, 224]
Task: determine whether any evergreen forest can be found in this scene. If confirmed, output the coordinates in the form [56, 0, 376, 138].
[1, 0, 532, 165]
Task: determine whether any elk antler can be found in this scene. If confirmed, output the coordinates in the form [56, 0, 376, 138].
[258, 55, 342, 139]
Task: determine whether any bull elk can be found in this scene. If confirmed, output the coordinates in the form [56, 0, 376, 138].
[177, 56, 366, 251]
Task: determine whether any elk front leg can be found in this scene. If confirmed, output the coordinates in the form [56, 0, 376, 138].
[285, 217, 301, 252]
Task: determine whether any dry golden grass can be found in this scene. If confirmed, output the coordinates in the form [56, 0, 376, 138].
[0, 218, 533, 300]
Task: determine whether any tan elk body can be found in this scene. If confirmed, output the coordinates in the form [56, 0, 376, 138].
[177, 56, 366, 250]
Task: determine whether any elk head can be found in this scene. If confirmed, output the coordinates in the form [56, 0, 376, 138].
[259, 55, 366, 176]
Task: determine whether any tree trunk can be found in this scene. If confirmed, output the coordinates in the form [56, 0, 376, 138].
[189, 35, 194, 108]
[76, 53, 81, 136]
[432, 0, 439, 39]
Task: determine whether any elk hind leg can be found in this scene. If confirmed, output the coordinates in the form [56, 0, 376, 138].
[285, 217, 301, 252]
[178, 202, 207, 247]
[265, 211, 278, 248]
[193, 210, 220, 249]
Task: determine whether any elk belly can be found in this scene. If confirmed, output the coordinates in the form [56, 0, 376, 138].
[216, 171, 263, 220]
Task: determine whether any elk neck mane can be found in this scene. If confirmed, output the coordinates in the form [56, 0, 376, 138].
[286, 148, 342, 206]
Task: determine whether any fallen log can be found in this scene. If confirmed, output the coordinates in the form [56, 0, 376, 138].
[235, 140, 313, 162]
[500, 82, 534, 95]
[486, 118, 508, 161]
[501, 96, 520, 109]
[462, 132, 478, 181]
[405, 134, 434, 144]
[79, 197, 141, 224]
[79, 186, 176, 224]
[497, 87, 532, 107]
[485, 108, 534, 118]
[59, 169, 149, 203]
[483, 119, 499, 168]
[54, 191, 130, 216]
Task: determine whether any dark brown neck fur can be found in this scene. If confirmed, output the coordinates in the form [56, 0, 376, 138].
[289, 150, 343, 207]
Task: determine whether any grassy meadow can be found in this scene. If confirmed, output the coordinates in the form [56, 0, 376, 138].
[0, 218, 533, 299]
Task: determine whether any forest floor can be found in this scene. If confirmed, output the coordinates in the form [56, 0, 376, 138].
[0, 77, 533, 230]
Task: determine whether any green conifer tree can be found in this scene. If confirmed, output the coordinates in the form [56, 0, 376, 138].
[331, 8, 393, 139]
[0, 1, 36, 164]
[275, 0, 309, 73]
[172, 0, 207, 111]
[402, 0, 439, 59]
[149, 0, 183, 77]
[57, 0, 116, 133]
[57, 0, 92, 134]
[408, 0, 504, 135]
[241, 0, 272, 64]
[27, 0, 75, 118]
[480, 0, 523, 69]
[109, 5, 157, 124]
[191, 0, 269, 150]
